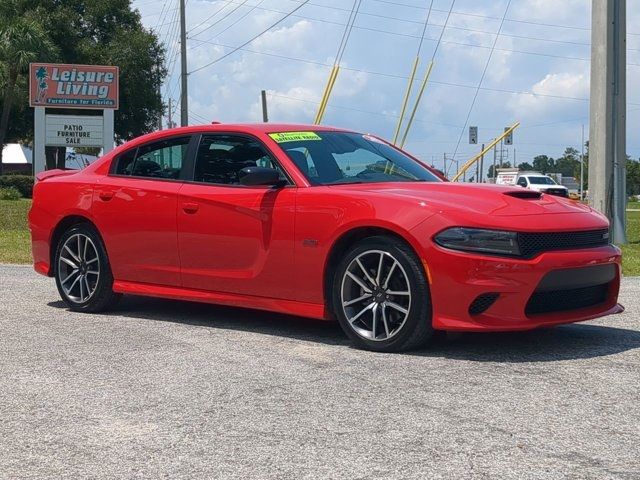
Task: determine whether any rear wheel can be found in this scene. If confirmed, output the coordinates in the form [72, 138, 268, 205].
[332, 236, 433, 352]
[54, 224, 120, 312]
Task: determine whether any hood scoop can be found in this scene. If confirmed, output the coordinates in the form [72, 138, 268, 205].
[503, 190, 542, 200]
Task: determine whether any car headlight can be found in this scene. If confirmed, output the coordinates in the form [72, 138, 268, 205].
[434, 227, 520, 256]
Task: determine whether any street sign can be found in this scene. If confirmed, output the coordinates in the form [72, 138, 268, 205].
[29, 63, 119, 109]
[504, 126, 513, 145]
[45, 115, 104, 147]
[469, 126, 478, 144]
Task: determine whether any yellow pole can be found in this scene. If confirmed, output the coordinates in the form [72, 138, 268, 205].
[451, 122, 520, 182]
[318, 66, 340, 123]
[392, 56, 420, 145]
[399, 61, 434, 149]
[314, 65, 339, 125]
[314, 66, 336, 124]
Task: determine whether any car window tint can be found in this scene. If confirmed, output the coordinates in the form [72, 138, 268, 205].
[128, 136, 190, 180]
[194, 135, 287, 185]
[114, 148, 137, 175]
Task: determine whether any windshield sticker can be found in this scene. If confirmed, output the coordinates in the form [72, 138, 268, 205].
[268, 131, 321, 143]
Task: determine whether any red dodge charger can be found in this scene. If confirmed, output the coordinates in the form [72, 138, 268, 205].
[29, 123, 623, 352]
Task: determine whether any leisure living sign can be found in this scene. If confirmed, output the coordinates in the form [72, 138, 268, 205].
[29, 63, 119, 109]
[30, 63, 118, 175]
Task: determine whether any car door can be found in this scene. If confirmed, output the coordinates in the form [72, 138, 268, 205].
[177, 133, 297, 299]
[93, 134, 196, 286]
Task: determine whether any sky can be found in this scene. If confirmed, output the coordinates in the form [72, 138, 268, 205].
[132, 0, 640, 176]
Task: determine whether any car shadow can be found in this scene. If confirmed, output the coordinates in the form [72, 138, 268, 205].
[48, 295, 640, 363]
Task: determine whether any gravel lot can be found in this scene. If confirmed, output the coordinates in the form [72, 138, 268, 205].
[1, 264, 639, 479]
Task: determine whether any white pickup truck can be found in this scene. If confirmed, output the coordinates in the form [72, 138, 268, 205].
[495, 169, 569, 198]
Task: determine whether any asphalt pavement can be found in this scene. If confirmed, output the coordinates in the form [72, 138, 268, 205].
[1, 264, 639, 479]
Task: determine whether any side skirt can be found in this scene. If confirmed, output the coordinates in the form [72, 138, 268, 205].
[112, 280, 328, 320]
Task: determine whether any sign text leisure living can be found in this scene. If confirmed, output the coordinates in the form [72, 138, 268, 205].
[30, 63, 119, 109]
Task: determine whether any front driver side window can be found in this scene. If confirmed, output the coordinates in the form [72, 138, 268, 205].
[193, 135, 288, 185]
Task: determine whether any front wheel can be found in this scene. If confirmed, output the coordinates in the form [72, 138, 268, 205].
[54, 224, 120, 312]
[332, 236, 433, 352]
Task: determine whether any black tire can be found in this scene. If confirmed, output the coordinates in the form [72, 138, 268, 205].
[54, 223, 120, 312]
[331, 235, 433, 352]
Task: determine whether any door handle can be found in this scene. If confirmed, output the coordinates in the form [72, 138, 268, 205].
[98, 191, 114, 201]
[182, 202, 199, 214]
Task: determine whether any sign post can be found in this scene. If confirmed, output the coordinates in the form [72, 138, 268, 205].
[29, 63, 119, 175]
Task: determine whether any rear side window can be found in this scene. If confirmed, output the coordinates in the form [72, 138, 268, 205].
[113, 136, 191, 180]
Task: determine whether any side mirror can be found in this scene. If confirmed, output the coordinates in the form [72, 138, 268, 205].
[239, 166, 282, 186]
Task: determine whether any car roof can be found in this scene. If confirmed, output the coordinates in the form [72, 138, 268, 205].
[161, 123, 353, 135]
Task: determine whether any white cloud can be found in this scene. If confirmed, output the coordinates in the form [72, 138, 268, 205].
[509, 71, 589, 116]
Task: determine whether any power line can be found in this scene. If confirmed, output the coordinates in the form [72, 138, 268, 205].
[185, 2, 601, 53]
[189, 0, 312, 75]
[416, 0, 434, 57]
[186, 36, 640, 107]
[188, 0, 267, 49]
[184, 3, 640, 59]
[189, 0, 233, 33]
[450, 0, 511, 165]
[190, 0, 250, 39]
[267, 92, 464, 128]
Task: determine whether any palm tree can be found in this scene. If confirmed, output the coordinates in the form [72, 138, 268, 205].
[0, 16, 56, 174]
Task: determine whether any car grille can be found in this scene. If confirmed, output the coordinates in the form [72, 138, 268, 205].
[518, 229, 610, 258]
[525, 283, 610, 315]
[543, 188, 568, 197]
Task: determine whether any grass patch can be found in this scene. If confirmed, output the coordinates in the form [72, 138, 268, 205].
[621, 210, 640, 276]
[0, 199, 32, 264]
[2, 199, 640, 274]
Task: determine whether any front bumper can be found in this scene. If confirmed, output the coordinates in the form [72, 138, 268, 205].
[425, 244, 622, 332]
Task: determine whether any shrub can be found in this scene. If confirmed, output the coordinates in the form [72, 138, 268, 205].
[0, 175, 34, 198]
[0, 186, 22, 200]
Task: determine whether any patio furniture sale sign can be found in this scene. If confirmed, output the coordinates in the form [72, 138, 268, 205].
[29, 63, 119, 109]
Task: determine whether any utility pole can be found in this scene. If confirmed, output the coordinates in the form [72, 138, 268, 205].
[581, 124, 585, 200]
[479, 143, 485, 183]
[492, 144, 497, 182]
[261, 90, 269, 123]
[157, 61, 163, 131]
[589, 0, 626, 243]
[179, 0, 188, 127]
[168, 98, 174, 129]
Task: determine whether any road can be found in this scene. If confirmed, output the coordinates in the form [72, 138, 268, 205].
[1, 264, 639, 479]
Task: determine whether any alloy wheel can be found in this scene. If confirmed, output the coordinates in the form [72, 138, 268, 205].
[340, 249, 412, 341]
[57, 233, 100, 304]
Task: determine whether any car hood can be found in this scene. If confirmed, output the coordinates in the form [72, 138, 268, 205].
[330, 182, 596, 217]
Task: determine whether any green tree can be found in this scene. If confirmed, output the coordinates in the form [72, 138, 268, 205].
[555, 147, 581, 178]
[0, 10, 56, 172]
[532, 155, 555, 174]
[517, 162, 534, 171]
[0, 0, 166, 170]
[626, 158, 640, 196]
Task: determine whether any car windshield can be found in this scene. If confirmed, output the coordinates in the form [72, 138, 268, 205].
[528, 176, 556, 185]
[271, 131, 440, 185]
